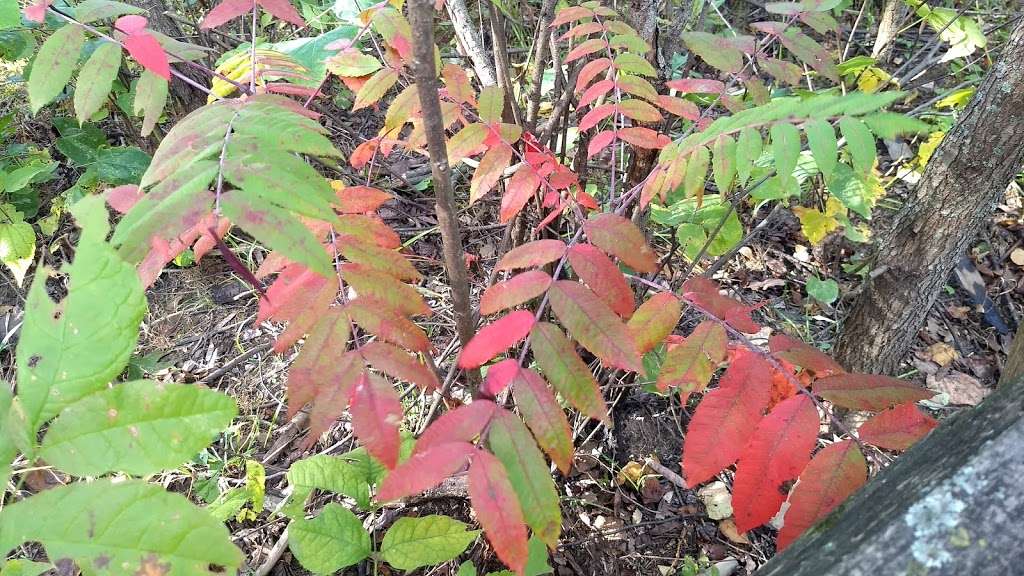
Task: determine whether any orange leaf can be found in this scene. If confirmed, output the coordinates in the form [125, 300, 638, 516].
[334, 185, 392, 213]
[500, 165, 542, 223]
[377, 441, 476, 501]
[575, 58, 612, 94]
[656, 320, 727, 397]
[567, 244, 635, 318]
[681, 276, 760, 333]
[617, 126, 670, 149]
[342, 263, 431, 318]
[470, 144, 513, 204]
[495, 239, 567, 271]
[345, 297, 431, 352]
[360, 341, 440, 391]
[587, 130, 617, 158]
[583, 213, 658, 273]
[481, 270, 552, 316]
[769, 334, 844, 378]
[565, 38, 608, 63]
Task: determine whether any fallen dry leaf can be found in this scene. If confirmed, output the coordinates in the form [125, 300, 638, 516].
[927, 370, 990, 406]
[1011, 247, 1024, 266]
[927, 342, 958, 367]
[699, 481, 733, 520]
[718, 518, 750, 544]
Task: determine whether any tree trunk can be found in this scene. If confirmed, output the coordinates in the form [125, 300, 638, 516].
[445, 0, 497, 87]
[758, 374, 1024, 575]
[834, 18, 1024, 375]
[871, 0, 907, 64]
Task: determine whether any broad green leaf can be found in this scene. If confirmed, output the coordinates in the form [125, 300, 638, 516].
[0, 480, 243, 575]
[0, 204, 34, 286]
[614, 52, 657, 77]
[73, 0, 145, 23]
[711, 135, 737, 194]
[839, 116, 875, 174]
[380, 515, 480, 570]
[289, 503, 371, 574]
[0, 0, 19, 30]
[486, 410, 562, 548]
[16, 196, 145, 432]
[826, 163, 872, 218]
[806, 276, 839, 305]
[459, 561, 477, 576]
[206, 486, 250, 522]
[0, 386, 15, 488]
[29, 25, 87, 114]
[220, 191, 333, 278]
[39, 380, 237, 477]
[0, 559, 52, 576]
[284, 454, 372, 517]
[735, 127, 762, 186]
[478, 85, 504, 124]
[74, 41, 121, 124]
[770, 122, 800, 179]
[134, 70, 168, 136]
[271, 25, 359, 87]
[94, 146, 151, 184]
[681, 32, 745, 74]
[862, 112, 930, 138]
[804, 118, 837, 180]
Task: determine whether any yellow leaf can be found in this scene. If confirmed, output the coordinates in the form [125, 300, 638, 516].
[794, 203, 841, 245]
[856, 66, 891, 93]
[914, 131, 945, 170]
[936, 87, 975, 109]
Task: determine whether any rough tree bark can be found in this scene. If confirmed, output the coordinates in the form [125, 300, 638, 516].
[871, 0, 907, 64]
[835, 18, 1024, 374]
[445, 0, 497, 87]
[408, 0, 478, 381]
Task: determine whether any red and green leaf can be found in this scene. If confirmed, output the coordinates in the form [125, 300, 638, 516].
[530, 322, 609, 423]
[814, 374, 934, 411]
[512, 368, 574, 474]
[377, 441, 476, 500]
[769, 334, 844, 378]
[548, 281, 642, 372]
[415, 401, 497, 455]
[350, 373, 403, 469]
[567, 244, 635, 318]
[495, 239, 567, 271]
[481, 270, 552, 316]
[627, 292, 682, 354]
[468, 450, 529, 576]
[458, 310, 536, 369]
[680, 276, 760, 333]
[657, 321, 727, 398]
[360, 341, 440, 391]
[583, 213, 658, 273]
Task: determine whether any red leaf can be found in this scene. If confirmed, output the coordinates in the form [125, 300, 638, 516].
[732, 394, 820, 532]
[469, 452, 529, 575]
[567, 244, 635, 318]
[121, 30, 171, 80]
[500, 165, 542, 223]
[769, 334, 844, 378]
[565, 38, 608, 63]
[481, 270, 552, 316]
[350, 372, 403, 469]
[284, 311, 357, 446]
[857, 402, 937, 451]
[377, 441, 476, 501]
[682, 348, 774, 487]
[587, 130, 617, 158]
[257, 0, 305, 27]
[551, 5, 594, 27]
[576, 58, 612, 93]
[345, 297, 431, 352]
[360, 341, 440, 391]
[559, 21, 604, 42]
[458, 310, 536, 369]
[114, 14, 148, 34]
[415, 401, 497, 455]
[335, 185, 392, 213]
[24, 0, 53, 23]
[657, 320, 727, 397]
[579, 79, 615, 108]
[200, 0, 253, 28]
[627, 292, 682, 354]
[777, 440, 866, 550]
[548, 281, 643, 372]
[579, 104, 616, 132]
[105, 185, 143, 213]
[681, 276, 760, 333]
[482, 358, 520, 398]
[583, 213, 658, 273]
[512, 368, 574, 474]
[337, 214, 401, 249]
[349, 139, 378, 169]
[617, 127, 670, 149]
[342, 263, 431, 318]
[530, 322, 610, 423]
[814, 373, 934, 411]
[657, 95, 700, 121]
[495, 239, 567, 271]
[666, 78, 726, 94]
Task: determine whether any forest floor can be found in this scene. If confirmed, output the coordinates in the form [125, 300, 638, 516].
[3, 88, 1022, 576]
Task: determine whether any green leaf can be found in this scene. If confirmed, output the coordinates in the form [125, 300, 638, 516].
[530, 322, 609, 423]
[16, 196, 146, 432]
[0, 387, 16, 488]
[381, 515, 480, 570]
[73, 0, 146, 23]
[134, 71, 168, 137]
[735, 127, 762, 186]
[0, 0, 19, 30]
[839, 116, 875, 174]
[0, 204, 34, 286]
[486, 410, 562, 548]
[353, 67, 399, 110]
[29, 24, 87, 114]
[806, 276, 839, 305]
[711, 135, 737, 194]
[683, 145, 709, 200]
[39, 380, 237, 477]
[459, 561, 477, 576]
[681, 32, 745, 74]
[54, 120, 107, 165]
[0, 559, 52, 576]
[826, 163, 872, 218]
[289, 503, 371, 574]
[220, 190, 333, 278]
[525, 535, 555, 576]
[272, 25, 360, 87]
[284, 454, 372, 517]
[614, 52, 657, 77]
[74, 41, 121, 125]
[95, 146, 151, 184]
[326, 50, 381, 76]
[478, 85, 504, 124]
[804, 118, 837, 180]
[0, 480, 243, 575]
[770, 122, 801, 179]
[862, 112, 930, 139]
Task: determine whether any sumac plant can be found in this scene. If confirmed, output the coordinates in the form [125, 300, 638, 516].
[2, 0, 943, 574]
